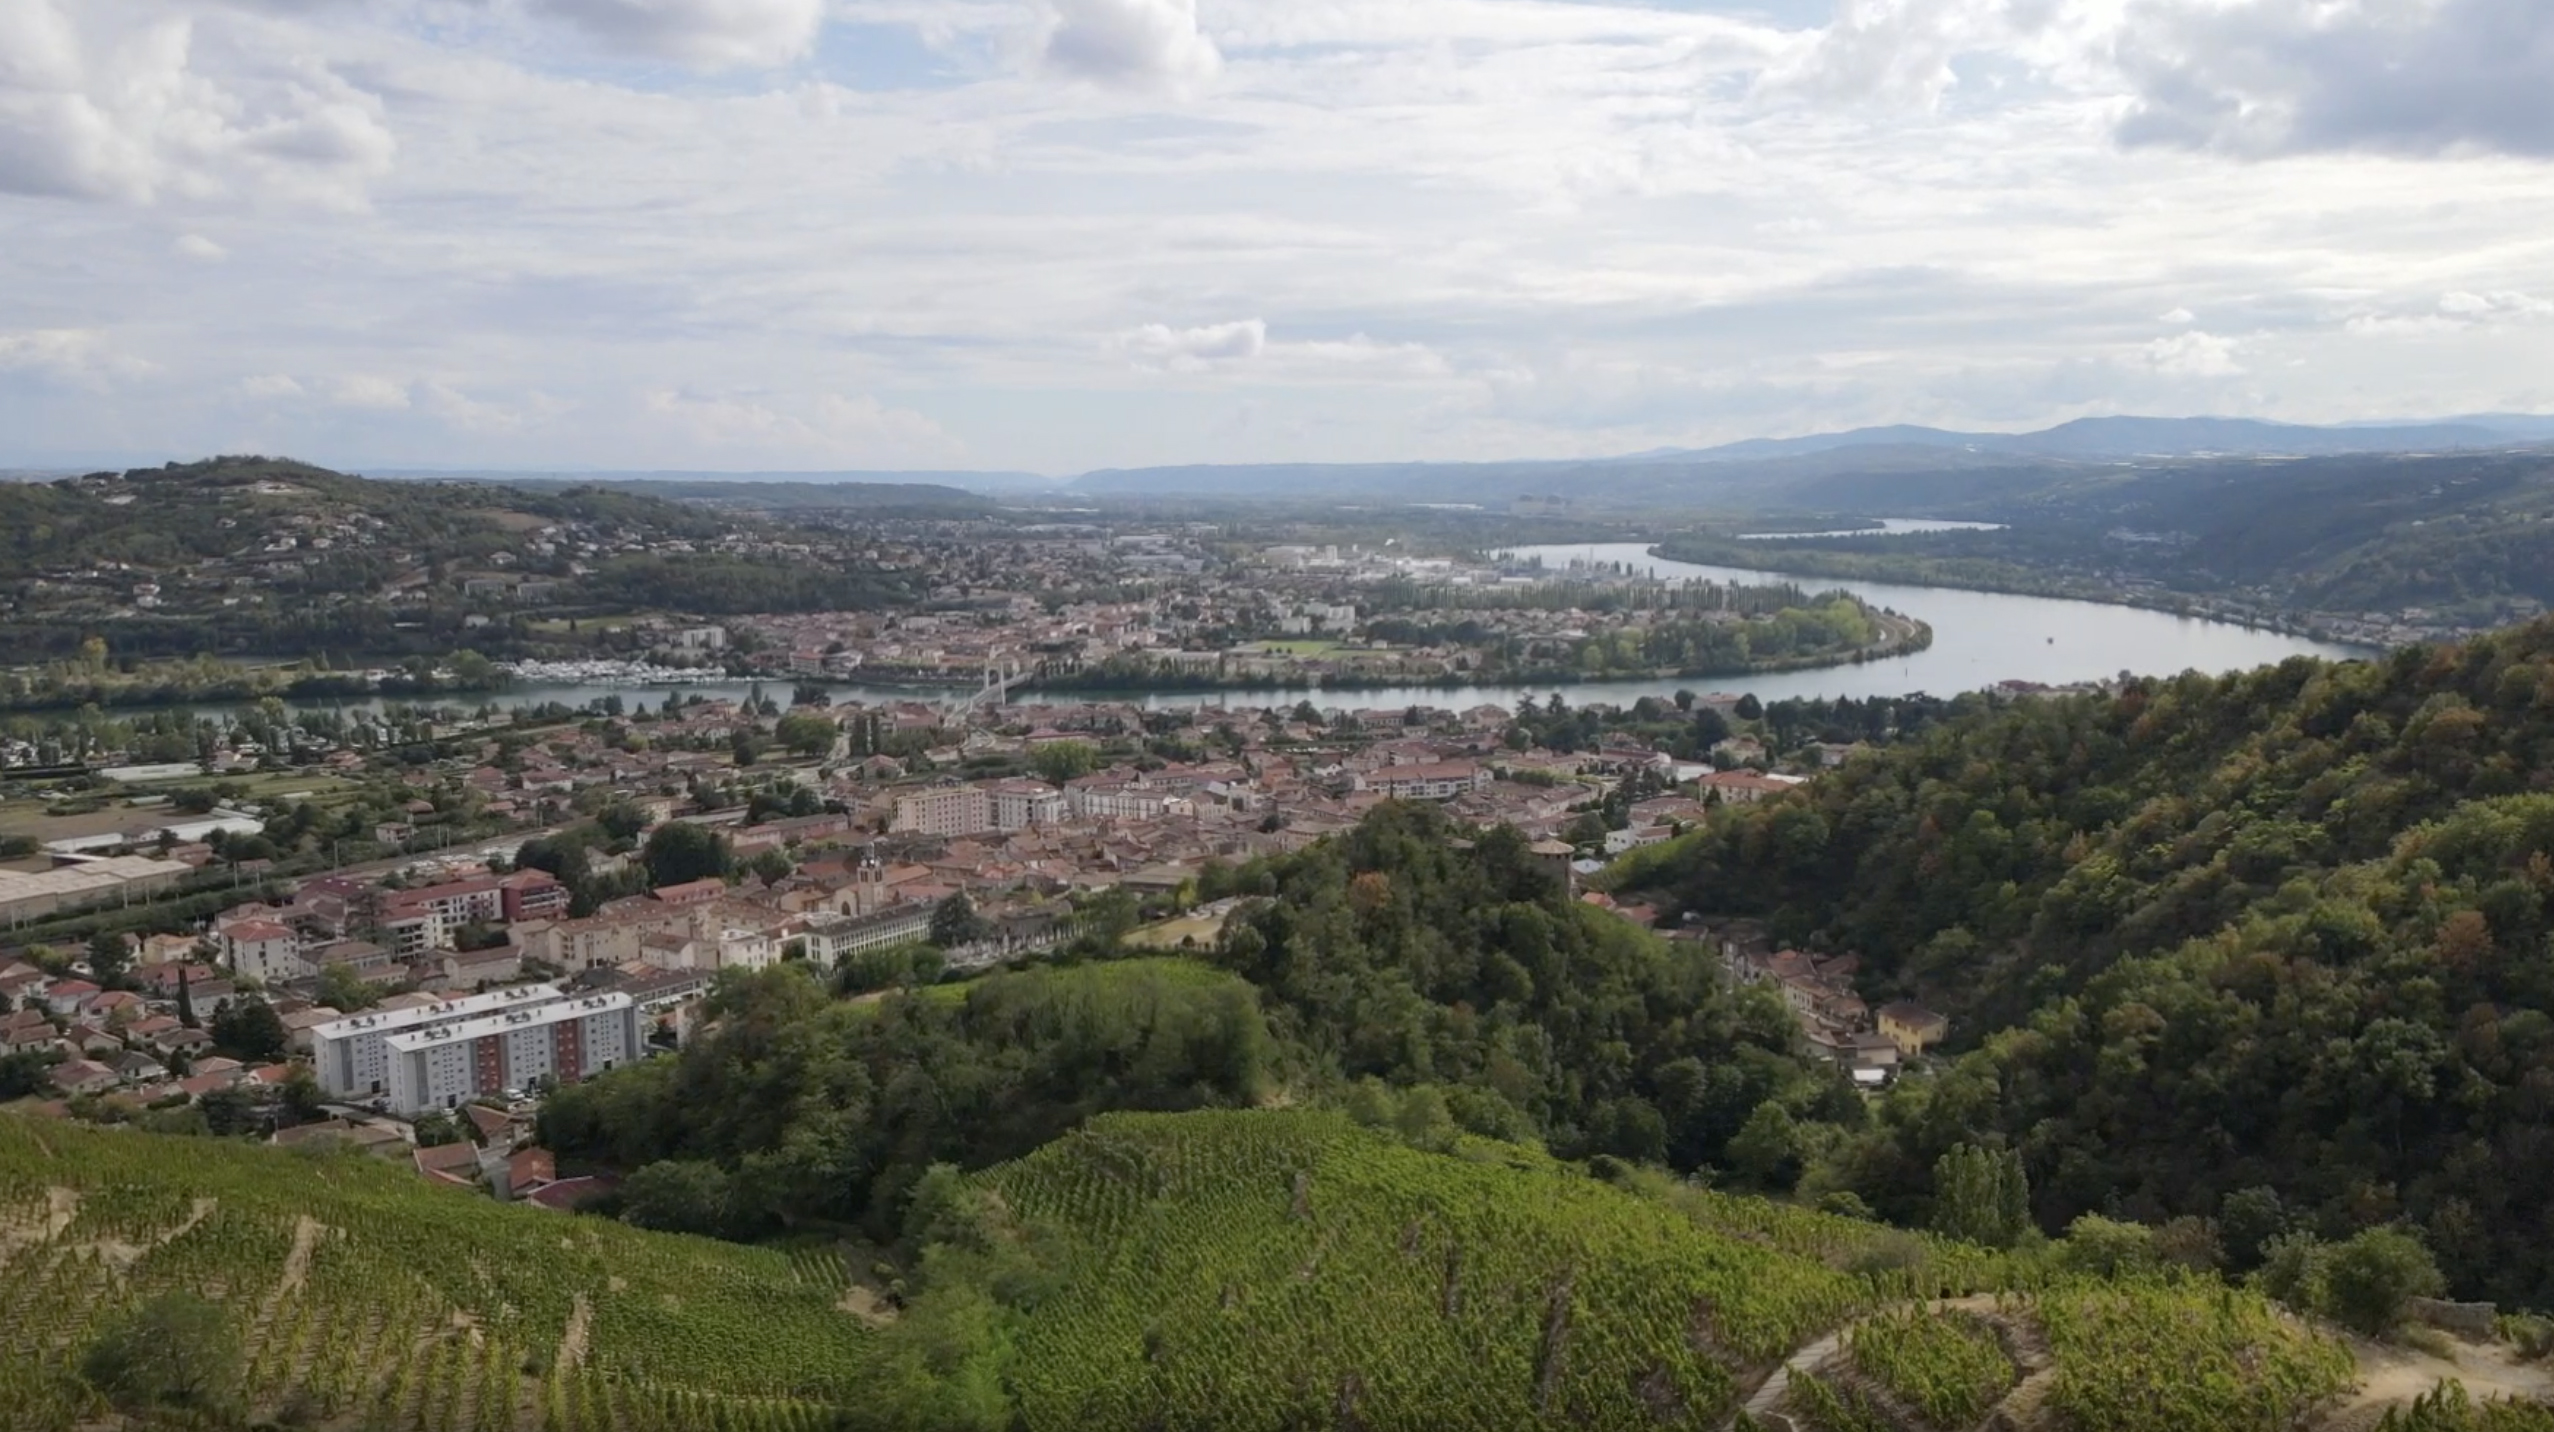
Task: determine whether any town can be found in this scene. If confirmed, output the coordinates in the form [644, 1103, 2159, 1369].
[0, 660, 1966, 1205]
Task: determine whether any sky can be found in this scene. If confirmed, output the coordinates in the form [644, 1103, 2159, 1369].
[2, 0, 2551, 475]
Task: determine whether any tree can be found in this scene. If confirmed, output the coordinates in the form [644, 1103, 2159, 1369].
[1691, 707, 1733, 748]
[2323, 1227, 2447, 1335]
[1030, 740, 1101, 784]
[1733, 693, 1763, 721]
[80, 1292, 240, 1416]
[86, 931, 133, 990]
[197, 1085, 263, 1137]
[413, 1111, 466, 1147]
[930, 893, 987, 949]
[2059, 1214, 2159, 1277]
[1930, 1142, 2029, 1248]
[775, 711, 837, 758]
[621, 1158, 741, 1240]
[314, 962, 382, 1014]
[0, 1049, 56, 1100]
[209, 994, 288, 1062]
[1726, 1100, 1805, 1191]
[749, 848, 795, 887]
[642, 821, 733, 888]
[2254, 1231, 2328, 1314]
[2219, 1186, 2289, 1272]
[280, 1065, 326, 1126]
[175, 965, 198, 1029]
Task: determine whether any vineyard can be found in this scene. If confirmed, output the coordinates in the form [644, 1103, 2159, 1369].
[2037, 1276, 2356, 1432]
[1844, 1305, 2016, 1428]
[0, 1103, 2488, 1432]
[978, 1108, 1868, 1431]
[0, 1114, 870, 1431]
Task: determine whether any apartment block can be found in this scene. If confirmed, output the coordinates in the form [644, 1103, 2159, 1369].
[891, 785, 992, 837]
[381, 992, 639, 1114]
[310, 984, 568, 1099]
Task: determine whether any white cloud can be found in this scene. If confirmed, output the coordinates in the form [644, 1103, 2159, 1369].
[1757, 0, 1996, 109]
[2157, 306, 2194, 324]
[2142, 329, 2242, 376]
[173, 232, 226, 260]
[0, 0, 393, 206]
[525, 0, 826, 69]
[1263, 336, 1454, 381]
[642, 387, 959, 461]
[1119, 319, 1266, 373]
[329, 373, 413, 409]
[0, 328, 155, 385]
[2348, 290, 2554, 336]
[237, 372, 306, 399]
[1040, 0, 1220, 91]
[2116, 0, 2554, 157]
[2439, 290, 2554, 321]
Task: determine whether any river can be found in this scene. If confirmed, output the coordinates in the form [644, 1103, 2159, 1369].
[179, 541, 2369, 721]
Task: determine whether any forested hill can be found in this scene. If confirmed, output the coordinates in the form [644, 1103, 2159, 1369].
[0, 456, 913, 661]
[1616, 617, 2554, 1306]
[536, 809, 1838, 1240]
[1656, 447, 2554, 629]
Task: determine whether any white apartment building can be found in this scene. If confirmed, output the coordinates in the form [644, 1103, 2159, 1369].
[380, 908, 447, 959]
[892, 785, 992, 837]
[381, 992, 639, 1114]
[989, 781, 1065, 832]
[1067, 785, 1194, 821]
[219, 919, 307, 983]
[1360, 762, 1489, 801]
[310, 984, 567, 1098]
[798, 904, 934, 963]
[716, 928, 780, 972]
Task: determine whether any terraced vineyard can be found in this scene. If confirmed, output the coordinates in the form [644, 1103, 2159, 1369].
[1845, 1305, 2017, 1428]
[981, 1109, 1870, 1431]
[2036, 1277, 2356, 1432]
[0, 1115, 869, 1432]
[0, 1105, 2443, 1432]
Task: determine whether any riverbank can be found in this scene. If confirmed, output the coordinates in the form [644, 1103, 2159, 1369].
[1647, 536, 2348, 643]
[4, 553, 2367, 724]
[1021, 612, 1928, 699]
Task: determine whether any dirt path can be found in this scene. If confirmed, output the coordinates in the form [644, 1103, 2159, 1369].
[279, 1215, 321, 1296]
[555, 1292, 593, 1375]
[2323, 1335, 2554, 1427]
[1739, 1327, 1841, 1429]
[92, 1198, 217, 1272]
[165, 1196, 218, 1244]
[1738, 1298, 2011, 1431]
[42, 1186, 78, 1239]
[1745, 1293, 2554, 1432]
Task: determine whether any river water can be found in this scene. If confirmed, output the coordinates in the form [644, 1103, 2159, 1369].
[199, 541, 2369, 720]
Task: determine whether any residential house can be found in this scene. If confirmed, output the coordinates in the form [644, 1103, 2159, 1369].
[1877, 1002, 1950, 1056]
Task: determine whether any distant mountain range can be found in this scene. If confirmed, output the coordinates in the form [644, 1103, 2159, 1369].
[1639, 414, 2554, 464]
[28, 415, 2553, 510]
[1064, 415, 2554, 503]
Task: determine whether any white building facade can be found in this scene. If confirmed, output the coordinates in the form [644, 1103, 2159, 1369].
[382, 992, 640, 1114]
[310, 984, 568, 1098]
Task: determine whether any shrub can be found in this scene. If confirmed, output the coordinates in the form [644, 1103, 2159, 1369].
[2325, 1228, 2447, 1337]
